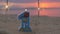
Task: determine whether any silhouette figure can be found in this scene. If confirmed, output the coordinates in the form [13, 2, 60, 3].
[18, 12, 32, 32]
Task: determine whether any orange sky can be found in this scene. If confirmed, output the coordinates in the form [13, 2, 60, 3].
[40, 2, 60, 8]
[0, 2, 60, 17]
[0, 2, 60, 8]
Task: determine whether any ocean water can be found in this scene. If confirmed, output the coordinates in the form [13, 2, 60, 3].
[0, 8, 60, 17]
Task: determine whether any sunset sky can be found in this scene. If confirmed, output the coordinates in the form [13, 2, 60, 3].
[0, 0, 60, 17]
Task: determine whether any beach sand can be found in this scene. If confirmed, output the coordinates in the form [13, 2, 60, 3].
[0, 14, 60, 34]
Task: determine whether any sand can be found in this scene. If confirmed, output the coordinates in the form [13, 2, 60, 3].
[0, 14, 60, 34]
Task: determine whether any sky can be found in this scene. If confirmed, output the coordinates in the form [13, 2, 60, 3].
[0, 0, 60, 17]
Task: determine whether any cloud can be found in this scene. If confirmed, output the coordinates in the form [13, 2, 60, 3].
[40, 2, 60, 8]
[41, 0, 60, 2]
[1, 0, 60, 3]
[0, 2, 37, 8]
[0, 1, 60, 9]
[8, 0, 37, 3]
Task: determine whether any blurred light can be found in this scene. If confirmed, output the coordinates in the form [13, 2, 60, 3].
[25, 9, 27, 11]
[38, 8, 40, 10]
[5, 5, 8, 9]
